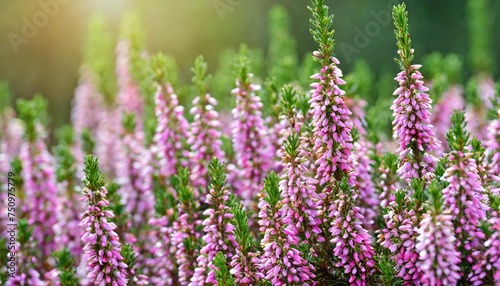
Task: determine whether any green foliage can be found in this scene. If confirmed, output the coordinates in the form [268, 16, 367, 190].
[0, 237, 6, 284]
[466, 0, 494, 74]
[10, 156, 23, 187]
[54, 249, 79, 286]
[84, 15, 116, 102]
[434, 157, 448, 179]
[55, 125, 74, 146]
[308, 0, 335, 65]
[345, 60, 374, 102]
[18, 219, 32, 246]
[122, 112, 137, 134]
[410, 178, 426, 210]
[173, 168, 193, 204]
[82, 155, 105, 191]
[376, 253, 401, 286]
[214, 252, 236, 286]
[236, 54, 251, 87]
[425, 179, 445, 214]
[262, 172, 281, 208]
[446, 111, 470, 152]
[268, 5, 298, 85]
[120, 244, 136, 272]
[284, 133, 300, 159]
[106, 182, 130, 235]
[54, 143, 76, 184]
[192, 55, 210, 96]
[221, 136, 235, 165]
[16, 95, 49, 142]
[465, 77, 482, 108]
[279, 84, 297, 121]
[0, 82, 11, 113]
[152, 176, 176, 217]
[81, 129, 96, 155]
[149, 52, 179, 87]
[261, 77, 280, 119]
[208, 158, 227, 192]
[422, 53, 463, 102]
[231, 203, 254, 252]
[392, 3, 414, 69]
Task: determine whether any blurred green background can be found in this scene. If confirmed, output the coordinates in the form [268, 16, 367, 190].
[0, 0, 499, 128]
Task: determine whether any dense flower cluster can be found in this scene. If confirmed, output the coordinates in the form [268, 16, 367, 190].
[1, 2, 500, 286]
[391, 64, 441, 182]
[80, 157, 128, 286]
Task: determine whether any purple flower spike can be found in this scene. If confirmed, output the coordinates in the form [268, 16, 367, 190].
[80, 156, 128, 286]
[391, 65, 441, 182]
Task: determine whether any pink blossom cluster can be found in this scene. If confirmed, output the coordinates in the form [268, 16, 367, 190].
[80, 185, 129, 285]
[391, 65, 440, 182]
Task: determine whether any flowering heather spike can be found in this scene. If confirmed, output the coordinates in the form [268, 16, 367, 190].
[53, 139, 84, 259]
[188, 56, 225, 193]
[391, 4, 440, 183]
[191, 159, 237, 285]
[231, 55, 273, 202]
[116, 113, 154, 230]
[431, 86, 465, 154]
[443, 111, 490, 282]
[150, 54, 189, 183]
[172, 168, 201, 286]
[258, 172, 316, 285]
[377, 189, 423, 284]
[214, 252, 236, 286]
[116, 39, 144, 128]
[17, 97, 58, 265]
[376, 152, 399, 209]
[71, 68, 105, 140]
[416, 180, 461, 285]
[278, 86, 322, 244]
[229, 203, 263, 285]
[352, 132, 378, 231]
[309, 1, 375, 282]
[328, 178, 375, 285]
[80, 155, 128, 286]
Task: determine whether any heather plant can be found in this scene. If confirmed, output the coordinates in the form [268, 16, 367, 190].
[1, 1, 500, 285]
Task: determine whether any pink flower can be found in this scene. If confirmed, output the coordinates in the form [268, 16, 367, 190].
[231, 71, 273, 202]
[151, 84, 189, 182]
[391, 65, 441, 182]
[80, 181, 128, 285]
[187, 93, 225, 193]
[416, 211, 461, 285]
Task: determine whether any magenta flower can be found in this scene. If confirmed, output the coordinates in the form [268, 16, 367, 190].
[151, 84, 189, 183]
[416, 211, 461, 285]
[116, 128, 154, 229]
[187, 92, 224, 192]
[377, 192, 423, 283]
[94, 109, 121, 177]
[353, 137, 378, 231]
[430, 86, 465, 154]
[80, 156, 128, 286]
[190, 160, 237, 285]
[309, 56, 355, 187]
[258, 173, 316, 285]
[231, 60, 273, 202]
[391, 64, 441, 182]
[71, 67, 105, 140]
[146, 215, 177, 285]
[19, 134, 58, 261]
[484, 213, 500, 283]
[115, 39, 143, 129]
